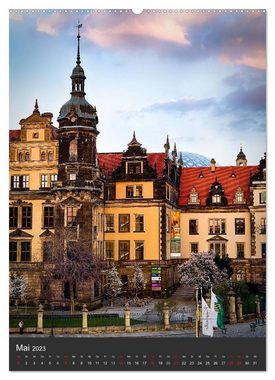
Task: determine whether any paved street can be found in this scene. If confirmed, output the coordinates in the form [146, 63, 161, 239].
[16, 321, 265, 338]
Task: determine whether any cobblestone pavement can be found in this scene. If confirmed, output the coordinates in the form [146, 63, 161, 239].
[19, 322, 265, 338]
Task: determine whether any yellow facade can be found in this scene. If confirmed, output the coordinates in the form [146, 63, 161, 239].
[181, 210, 251, 259]
[103, 202, 161, 261]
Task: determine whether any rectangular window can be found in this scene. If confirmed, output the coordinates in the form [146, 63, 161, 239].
[260, 218, 266, 234]
[119, 241, 130, 260]
[128, 162, 141, 174]
[126, 186, 134, 197]
[69, 173, 76, 181]
[235, 218, 245, 234]
[135, 241, 144, 260]
[119, 214, 130, 232]
[50, 174, 58, 187]
[105, 214, 115, 232]
[189, 219, 198, 235]
[9, 207, 18, 228]
[236, 192, 244, 203]
[209, 219, 226, 234]
[43, 206, 54, 228]
[191, 193, 197, 203]
[105, 241, 114, 259]
[22, 175, 29, 188]
[209, 242, 226, 258]
[166, 214, 170, 233]
[261, 243, 266, 258]
[22, 206, 32, 228]
[237, 243, 245, 258]
[135, 214, 144, 232]
[190, 243, 198, 253]
[9, 241, 17, 261]
[11, 176, 20, 189]
[43, 241, 53, 262]
[212, 194, 221, 204]
[166, 185, 171, 200]
[21, 241, 31, 261]
[126, 185, 143, 198]
[11, 175, 29, 190]
[41, 174, 48, 188]
[67, 207, 78, 227]
[259, 191, 266, 204]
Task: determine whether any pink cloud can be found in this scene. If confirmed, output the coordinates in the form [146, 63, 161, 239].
[36, 13, 72, 36]
[34, 11, 266, 70]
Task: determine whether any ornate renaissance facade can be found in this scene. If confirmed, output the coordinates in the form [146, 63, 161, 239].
[9, 31, 266, 307]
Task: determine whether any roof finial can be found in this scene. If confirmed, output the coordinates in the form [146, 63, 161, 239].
[76, 21, 82, 65]
[33, 99, 39, 114]
[178, 152, 183, 167]
[172, 142, 177, 162]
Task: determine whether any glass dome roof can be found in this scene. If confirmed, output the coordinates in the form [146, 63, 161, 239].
[178, 152, 213, 167]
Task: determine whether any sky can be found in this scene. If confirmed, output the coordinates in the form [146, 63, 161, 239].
[9, 9, 266, 165]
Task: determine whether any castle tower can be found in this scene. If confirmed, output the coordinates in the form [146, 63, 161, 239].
[236, 145, 247, 166]
[57, 24, 100, 185]
[52, 25, 103, 303]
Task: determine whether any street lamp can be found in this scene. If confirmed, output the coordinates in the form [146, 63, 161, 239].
[51, 304, 54, 336]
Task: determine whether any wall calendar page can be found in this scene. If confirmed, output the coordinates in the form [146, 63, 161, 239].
[8, 7, 266, 372]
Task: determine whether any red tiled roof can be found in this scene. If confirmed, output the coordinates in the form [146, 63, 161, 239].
[9, 130, 21, 141]
[148, 152, 166, 177]
[179, 166, 258, 206]
[98, 153, 123, 174]
[98, 152, 166, 177]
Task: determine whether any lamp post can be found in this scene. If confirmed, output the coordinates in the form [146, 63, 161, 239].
[51, 304, 54, 336]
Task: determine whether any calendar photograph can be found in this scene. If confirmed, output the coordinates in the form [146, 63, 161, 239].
[9, 8, 266, 371]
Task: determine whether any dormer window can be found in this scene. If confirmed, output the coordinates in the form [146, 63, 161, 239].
[188, 187, 200, 205]
[212, 194, 221, 203]
[127, 162, 142, 174]
[206, 178, 227, 206]
[233, 187, 246, 204]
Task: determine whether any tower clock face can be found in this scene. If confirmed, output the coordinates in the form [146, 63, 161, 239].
[71, 116, 76, 123]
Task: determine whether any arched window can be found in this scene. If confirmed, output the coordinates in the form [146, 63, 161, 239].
[48, 151, 53, 161]
[25, 152, 30, 161]
[69, 139, 78, 161]
[18, 152, 23, 161]
[41, 151, 46, 161]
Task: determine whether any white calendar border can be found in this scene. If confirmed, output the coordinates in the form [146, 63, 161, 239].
[1, 0, 274, 378]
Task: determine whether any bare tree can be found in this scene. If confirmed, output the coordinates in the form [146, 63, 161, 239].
[47, 234, 103, 312]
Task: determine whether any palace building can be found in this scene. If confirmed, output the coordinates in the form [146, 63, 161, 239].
[9, 30, 266, 307]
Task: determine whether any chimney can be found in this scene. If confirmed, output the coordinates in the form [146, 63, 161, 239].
[210, 158, 216, 172]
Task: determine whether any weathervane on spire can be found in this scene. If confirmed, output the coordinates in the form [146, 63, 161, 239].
[76, 21, 82, 65]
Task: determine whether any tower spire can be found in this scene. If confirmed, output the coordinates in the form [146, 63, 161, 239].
[76, 22, 82, 65]
[33, 99, 39, 114]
